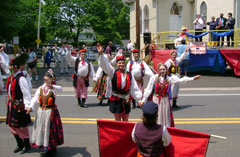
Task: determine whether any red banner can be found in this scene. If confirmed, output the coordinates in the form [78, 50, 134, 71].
[151, 50, 173, 72]
[219, 49, 240, 76]
[98, 120, 210, 157]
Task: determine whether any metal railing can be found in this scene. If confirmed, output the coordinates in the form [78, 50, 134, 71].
[151, 28, 240, 49]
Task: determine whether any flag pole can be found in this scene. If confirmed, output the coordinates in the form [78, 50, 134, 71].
[211, 134, 227, 140]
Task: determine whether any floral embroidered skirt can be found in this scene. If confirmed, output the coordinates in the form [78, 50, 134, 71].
[32, 107, 64, 150]
[97, 75, 108, 100]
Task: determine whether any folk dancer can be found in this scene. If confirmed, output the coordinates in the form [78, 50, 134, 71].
[139, 63, 201, 127]
[126, 49, 154, 109]
[6, 53, 32, 154]
[97, 45, 142, 122]
[132, 101, 171, 157]
[165, 50, 188, 109]
[93, 54, 112, 106]
[30, 69, 64, 156]
[67, 48, 95, 108]
[0, 44, 10, 93]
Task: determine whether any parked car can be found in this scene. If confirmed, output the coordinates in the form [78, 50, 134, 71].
[86, 48, 97, 61]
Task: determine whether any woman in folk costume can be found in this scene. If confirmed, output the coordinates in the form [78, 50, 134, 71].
[165, 50, 188, 109]
[30, 69, 64, 156]
[139, 63, 201, 127]
[5, 53, 32, 154]
[97, 44, 142, 122]
[93, 54, 112, 106]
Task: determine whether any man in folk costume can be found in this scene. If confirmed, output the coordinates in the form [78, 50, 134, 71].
[126, 49, 154, 109]
[6, 53, 32, 154]
[97, 45, 142, 122]
[67, 48, 95, 108]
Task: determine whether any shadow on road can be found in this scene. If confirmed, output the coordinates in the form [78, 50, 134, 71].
[57, 146, 91, 157]
[172, 104, 206, 111]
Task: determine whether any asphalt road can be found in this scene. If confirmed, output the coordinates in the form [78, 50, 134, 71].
[0, 63, 240, 157]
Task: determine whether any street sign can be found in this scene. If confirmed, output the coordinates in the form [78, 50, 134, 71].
[13, 36, 19, 44]
[36, 38, 41, 44]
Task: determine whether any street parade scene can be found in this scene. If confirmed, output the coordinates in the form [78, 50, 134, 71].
[1, 0, 240, 157]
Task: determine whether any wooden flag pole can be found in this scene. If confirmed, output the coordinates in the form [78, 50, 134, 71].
[211, 134, 227, 140]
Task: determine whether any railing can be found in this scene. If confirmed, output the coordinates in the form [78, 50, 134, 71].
[151, 28, 240, 49]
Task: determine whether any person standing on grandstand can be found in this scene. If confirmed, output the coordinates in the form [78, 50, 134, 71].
[193, 14, 204, 42]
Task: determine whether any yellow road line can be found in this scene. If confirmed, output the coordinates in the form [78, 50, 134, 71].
[1, 117, 240, 124]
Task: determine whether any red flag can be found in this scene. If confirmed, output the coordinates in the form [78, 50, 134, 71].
[219, 49, 240, 76]
[151, 50, 173, 72]
[97, 120, 210, 157]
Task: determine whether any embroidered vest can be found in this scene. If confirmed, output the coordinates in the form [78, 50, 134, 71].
[38, 87, 56, 109]
[169, 61, 180, 74]
[112, 70, 131, 95]
[134, 122, 164, 157]
[6, 73, 24, 101]
[153, 76, 170, 97]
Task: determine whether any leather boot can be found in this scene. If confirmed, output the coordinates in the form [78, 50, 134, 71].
[77, 97, 81, 106]
[13, 135, 24, 153]
[132, 99, 136, 109]
[20, 138, 31, 154]
[80, 98, 88, 108]
[40, 148, 57, 157]
[172, 99, 179, 109]
[98, 100, 103, 106]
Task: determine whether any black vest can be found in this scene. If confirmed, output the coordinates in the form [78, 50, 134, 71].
[134, 122, 164, 157]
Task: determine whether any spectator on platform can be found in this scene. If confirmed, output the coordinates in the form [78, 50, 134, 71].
[207, 16, 218, 42]
[193, 14, 204, 42]
[226, 12, 235, 47]
[176, 39, 189, 76]
[216, 13, 227, 46]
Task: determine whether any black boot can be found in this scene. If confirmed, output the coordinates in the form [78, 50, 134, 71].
[132, 99, 136, 109]
[77, 97, 81, 106]
[40, 148, 57, 157]
[172, 99, 179, 109]
[13, 135, 24, 153]
[80, 98, 88, 108]
[98, 100, 103, 106]
[20, 138, 31, 154]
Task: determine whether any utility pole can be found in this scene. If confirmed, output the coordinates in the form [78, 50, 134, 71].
[37, 0, 42, 49]
[136, 0, 140, 49]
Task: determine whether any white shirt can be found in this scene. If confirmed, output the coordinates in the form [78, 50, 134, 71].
[131, 123, 172, 147]
[67, 51, 96, 78]
[30, 83, 63, 111]
[193, 17, 204, 29]
[98, 54, 142, 101]
[126, 59, 154, 78]
[165, 50, 188, 71]
[0, 51, 10, 90]
[59, 47, 68, 56]
[127, 42, 133, 50]
[7, 70, 32, 108]
[142, 74, 194, 103]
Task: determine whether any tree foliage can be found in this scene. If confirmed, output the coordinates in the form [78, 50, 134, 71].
[0, 0, 130, 47]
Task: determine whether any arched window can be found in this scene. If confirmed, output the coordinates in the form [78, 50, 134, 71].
[144, 5, 149, 32]
[170, 3, 180, 15]
[200, 1, 207, 23]
[139, 7, 142, 34]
